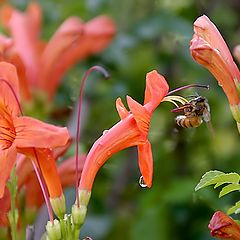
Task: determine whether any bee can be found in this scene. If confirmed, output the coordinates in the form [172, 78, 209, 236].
[171, 96, 211, 128]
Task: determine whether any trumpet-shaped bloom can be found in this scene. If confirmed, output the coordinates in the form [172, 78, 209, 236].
[0, 2, 115, 100]
[208, 211, 240, 239]
[190, 15, 240, 123]
[0, 154, 85, 227]
[78, 70, 169, 200]
[0, 61, 69, 203]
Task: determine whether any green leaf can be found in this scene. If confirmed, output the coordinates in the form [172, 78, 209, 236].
[227, 201, 240, 215]
[195, 170, 224, 191]
[195, 171, 240, 191]
[219, 183, 240, 197]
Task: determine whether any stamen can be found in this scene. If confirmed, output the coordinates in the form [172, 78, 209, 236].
[163, 95, 189, 106]
[167, 84, 209, 96]
[76, 66, 109, 207]
[0, 78, 23, 116]
[32, 149, 54, 223]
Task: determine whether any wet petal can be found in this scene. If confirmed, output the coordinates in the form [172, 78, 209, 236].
[0, 145, 17, 198]
[137, 140, 153, 188]
[0, 61, 20, 117]
[14, 116, 70, 149]
[116, 97, 130, 120]
[144, 70, 169, 112]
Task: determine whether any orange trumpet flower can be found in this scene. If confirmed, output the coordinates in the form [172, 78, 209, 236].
[0, 61, 69, 214]
[0, 2, 115, 100]
[208, 211, 240, 239]
[0, 154, 85, 227]
[77, 70, 169, 206]
[190, 15, 240, 127]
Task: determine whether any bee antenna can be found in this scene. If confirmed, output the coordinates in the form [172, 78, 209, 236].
[168, 84, 209, 95]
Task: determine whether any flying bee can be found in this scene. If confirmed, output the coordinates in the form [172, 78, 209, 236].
[171, 96, 211, 128]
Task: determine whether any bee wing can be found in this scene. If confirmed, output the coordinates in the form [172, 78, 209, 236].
[203, 109, 215, 136]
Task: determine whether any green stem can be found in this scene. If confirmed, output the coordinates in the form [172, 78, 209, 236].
[73, 226, 80, 240]
[7, 166, 18, 240]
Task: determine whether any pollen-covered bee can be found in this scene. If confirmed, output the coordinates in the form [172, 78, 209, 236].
[171, 96, 211, 128]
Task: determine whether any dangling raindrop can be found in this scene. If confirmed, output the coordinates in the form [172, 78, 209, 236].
[102, 130, 108, 135]
[139, 176, 147, 188]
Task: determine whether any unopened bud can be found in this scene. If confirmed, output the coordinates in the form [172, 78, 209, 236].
[72, 204, 87, 226]
[46, 219, 61, 240]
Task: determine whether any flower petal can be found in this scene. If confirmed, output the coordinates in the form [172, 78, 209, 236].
[192, 15, 240, 90]
[193, 15, 239, 79]
[14, 116, 70, 149]
[137, 140, 153, 188]
[40, 17, 84, 96]
[0, 187, 11, 226]
[24, 172, 44, 209]
[208, 211, 240, 239]
[33, 149, 63, 198]
[144, 70, 169, 112]
[116, 97, 130, 120]
[127, 95, 150, 137]
[40, 16, 115, 99]
[0, 61, 20, 117]
[57, 155, 86, 188]
[190, 36, 240, 105]
[0, 145, 17, 198]
[6, 6, 40, 87]
[83, 15, 116, 53]
[16, 154, 33, 188]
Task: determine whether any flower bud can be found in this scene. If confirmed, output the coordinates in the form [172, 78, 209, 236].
[46, 219, 61, 240]
[208, 211, 240, 239]
[72, 204, 87, 226]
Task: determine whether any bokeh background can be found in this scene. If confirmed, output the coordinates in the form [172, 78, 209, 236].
[3, 0, 240, 239]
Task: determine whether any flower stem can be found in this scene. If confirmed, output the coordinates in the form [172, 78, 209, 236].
[75, 66, 109, 207]
[31, 155, 54, 223]
[167, 84, 209, 95]
[7, 166, 18, 240]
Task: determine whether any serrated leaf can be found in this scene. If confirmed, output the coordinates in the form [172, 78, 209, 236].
[214, 182, 227, 188]
[219, 183, 240, 197]
[227, 201, 240, 215]
[195, 170, 224, 191]
[195, 171, 240, 191]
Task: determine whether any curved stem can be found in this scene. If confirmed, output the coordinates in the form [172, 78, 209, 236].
[32, 149, 54, 223]
[75, 66, 109, 207]
[167, 84, 209, 95]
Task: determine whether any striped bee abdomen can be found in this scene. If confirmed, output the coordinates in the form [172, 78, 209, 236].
[175, 115, 202, 128]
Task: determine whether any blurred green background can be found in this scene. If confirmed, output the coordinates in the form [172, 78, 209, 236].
[7, 0, 240, 239]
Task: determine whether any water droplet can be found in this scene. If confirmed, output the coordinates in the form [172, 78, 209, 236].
[139, 176, 147, 188]
[102, 130, 108, 135]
